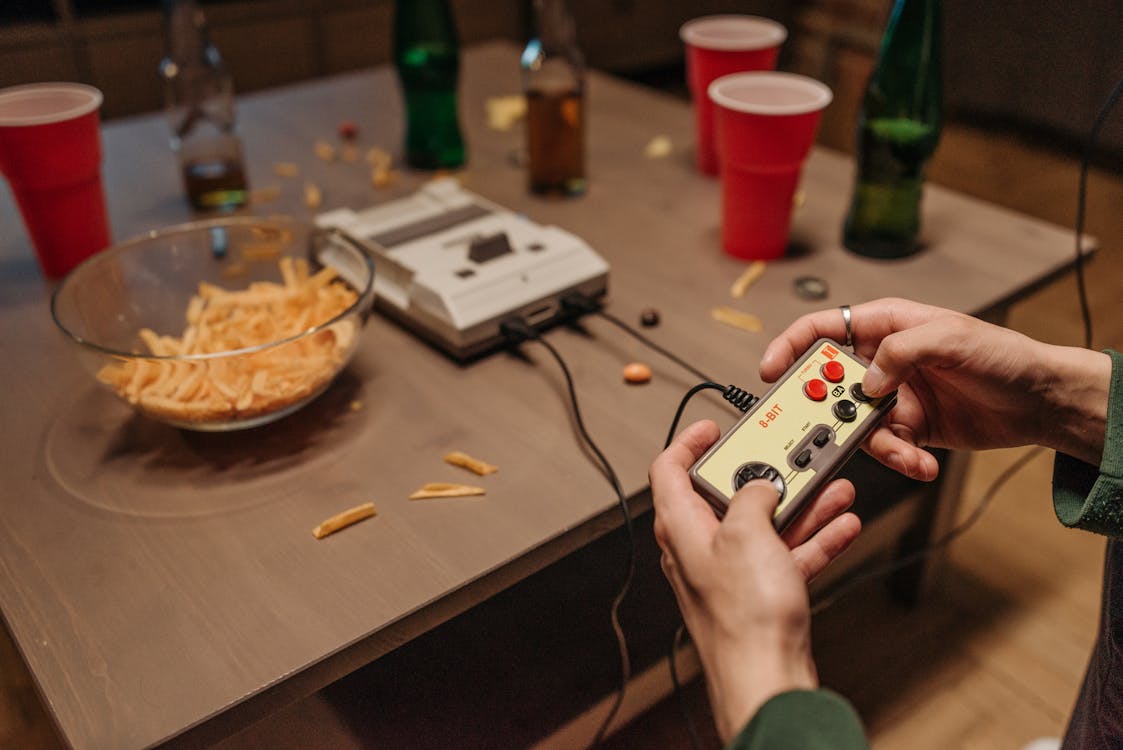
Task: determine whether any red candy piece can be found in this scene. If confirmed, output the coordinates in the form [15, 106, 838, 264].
[338, 121, 358, 140]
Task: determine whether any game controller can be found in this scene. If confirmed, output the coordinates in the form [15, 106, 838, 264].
[689, 338, 897, 531]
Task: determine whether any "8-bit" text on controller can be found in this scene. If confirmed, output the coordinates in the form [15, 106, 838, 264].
[689, 339, 897, 530]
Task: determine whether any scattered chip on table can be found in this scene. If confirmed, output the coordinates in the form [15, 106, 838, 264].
[711, 306, 763, 332]
[366, 147, 393, 168]
[341, 144, 360, 163]
[273, 162, 299, 178]
[409, 482, 486, 500]
[371, 166, 400, 189]
[486, 95, 527, 131]
[314, 140, 336, 162]
[312, 502, 377, 539]
[644, 136, 673, 159]
[443, 451, 498, 476]
[730, 261, 767, 298]
[304, 182, 322, 209]
[249, 185, 281, 205]
[350, 400, 363, 411]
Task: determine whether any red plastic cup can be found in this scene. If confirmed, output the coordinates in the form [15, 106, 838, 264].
[708, 72, 832, 261]
[680, 15, 787, 176]
[0, 83, 111, 279]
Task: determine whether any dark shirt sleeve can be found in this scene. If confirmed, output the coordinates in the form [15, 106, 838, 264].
[1053, 350, 1123, 539]
[726, 689, 869, 750]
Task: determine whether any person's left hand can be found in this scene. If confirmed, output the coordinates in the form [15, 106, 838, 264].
[650, 419, 862, 742]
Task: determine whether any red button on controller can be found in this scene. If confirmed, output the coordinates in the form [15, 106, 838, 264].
[803, 379, 828, 401]
[821, 360, 845, 383]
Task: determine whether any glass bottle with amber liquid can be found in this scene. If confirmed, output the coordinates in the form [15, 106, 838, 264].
[159, 0, 248, 212]
[521, 0, 586, 196]
[394, 0, 466, 169]
[843, 0, 942, 257]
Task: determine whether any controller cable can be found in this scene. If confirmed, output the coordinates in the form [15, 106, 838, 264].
[499, 309, 757, 747]
[1074, 68, 1123, 350]
[500, 316, 636, 747]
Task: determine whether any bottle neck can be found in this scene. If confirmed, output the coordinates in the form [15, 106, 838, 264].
[163, 0, 215, 64]
[523, 0, 584, 91]
[532, 0, 580, 56]
[393, 0, 459, 54]
[867, 0, 942, 125]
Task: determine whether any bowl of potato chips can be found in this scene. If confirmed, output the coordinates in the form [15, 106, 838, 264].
[51, 216, 375, 430]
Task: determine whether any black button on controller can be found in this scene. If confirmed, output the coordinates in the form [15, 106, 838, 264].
[794, 449, 812, 468]
[812, 428, 832, 447]
[833, 399, 858, 423]
[849, 383, 871, 403]
[733, 462, 787, 501]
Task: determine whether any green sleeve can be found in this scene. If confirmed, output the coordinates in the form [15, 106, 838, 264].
[726, 689, 869, 750]
[1053, 349, 1123, 538]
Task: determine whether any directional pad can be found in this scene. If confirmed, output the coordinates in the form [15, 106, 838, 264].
[733, 461, 787, 502]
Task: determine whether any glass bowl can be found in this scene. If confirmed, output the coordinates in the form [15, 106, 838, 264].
[51, 216, 375, 431]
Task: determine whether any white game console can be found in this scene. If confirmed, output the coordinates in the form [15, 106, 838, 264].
[317, 179, 609, 360]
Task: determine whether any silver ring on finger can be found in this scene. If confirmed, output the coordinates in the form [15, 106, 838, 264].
[840, 304, 853, 348]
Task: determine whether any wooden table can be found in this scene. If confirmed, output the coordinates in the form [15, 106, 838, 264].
[0, 42, 1084, 750]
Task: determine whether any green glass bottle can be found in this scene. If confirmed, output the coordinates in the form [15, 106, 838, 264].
[393, 0, 466, 170]
[843, 0, 943, 258]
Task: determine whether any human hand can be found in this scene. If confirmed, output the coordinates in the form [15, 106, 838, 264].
[760, 298, 1111, 478]
[650, 419, 861, 742]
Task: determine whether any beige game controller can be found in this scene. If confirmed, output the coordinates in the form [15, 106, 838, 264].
[689, 338, 897, 531]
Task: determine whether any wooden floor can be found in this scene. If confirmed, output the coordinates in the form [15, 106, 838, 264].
[3, 122, 1122, 749]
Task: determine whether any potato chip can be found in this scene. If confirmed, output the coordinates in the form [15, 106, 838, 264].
[711, 306, 763, 333]
[312, 502, 377, 539]
[304, 182, 322, 209]
[730, 261, 767, 299]
[95, 258, 359, 424]
[443, 451, 498, 476]
[408, 483, 486, 500]
[313, 140, 336, 162]
[273, 162, 299, 178]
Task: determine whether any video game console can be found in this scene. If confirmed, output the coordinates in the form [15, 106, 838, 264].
[317, 179, 609, 360]
[689, 339, 897, 530]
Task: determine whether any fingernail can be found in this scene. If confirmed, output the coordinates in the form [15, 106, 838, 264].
[863, 364, 886, 396]
[888, 452, 906, 475]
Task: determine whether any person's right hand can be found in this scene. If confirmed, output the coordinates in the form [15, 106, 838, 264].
[759, 298, 1111, 479]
